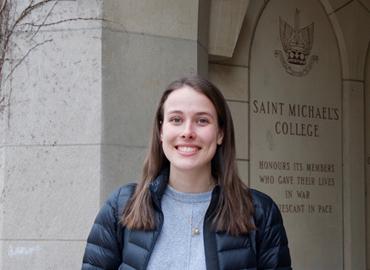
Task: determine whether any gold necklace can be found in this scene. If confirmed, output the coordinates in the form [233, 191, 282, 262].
[191, 181, 214, 236]
[191, 205, 207, 236]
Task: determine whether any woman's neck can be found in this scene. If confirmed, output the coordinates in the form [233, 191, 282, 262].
[168, 167, 214, 193]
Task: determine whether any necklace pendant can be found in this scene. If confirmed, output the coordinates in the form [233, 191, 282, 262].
[192, 227, 200, 236]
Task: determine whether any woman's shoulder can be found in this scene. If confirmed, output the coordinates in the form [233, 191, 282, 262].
[106, 183, 137, 206]
[249, 188, 275, 207]
[249, 188, 283, 228]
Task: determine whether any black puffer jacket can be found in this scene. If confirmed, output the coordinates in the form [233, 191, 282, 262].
[82, 171, 292, 270]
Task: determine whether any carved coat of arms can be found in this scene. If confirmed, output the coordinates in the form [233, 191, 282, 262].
[274, 9, 318, 76]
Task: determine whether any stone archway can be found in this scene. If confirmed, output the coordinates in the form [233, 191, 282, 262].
[249, 1, 343, 269]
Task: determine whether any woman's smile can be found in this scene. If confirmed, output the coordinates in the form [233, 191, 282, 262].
[175, 145, 201, 155]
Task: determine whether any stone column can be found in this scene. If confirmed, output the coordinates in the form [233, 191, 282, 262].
[0, 1, 103, 269]
[1, 0, 212, 269]
[100, 0, 210, 199]
[332, 1, 370, 269]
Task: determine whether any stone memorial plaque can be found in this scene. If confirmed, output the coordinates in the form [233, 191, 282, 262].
[249, 1, 343, 269]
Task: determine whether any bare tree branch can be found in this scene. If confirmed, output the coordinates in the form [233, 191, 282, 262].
[0, 0, 11, 89]
[19, 17, 108, 28]
[0, 0, 105, 117]
[30, 0, 58, 40]
[2, 1, 56, 73]
[0, 0, 7, 15]
[9, 0, 55, 39]
[4, 38, 53, 83]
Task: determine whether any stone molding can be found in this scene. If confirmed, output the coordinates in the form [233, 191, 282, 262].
[208, 0, 250, 57]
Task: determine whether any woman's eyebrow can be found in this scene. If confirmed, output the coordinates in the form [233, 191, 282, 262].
[167, 110, 214, 116]
[166, 110, 183, 114]
[195, 112, 215, 118]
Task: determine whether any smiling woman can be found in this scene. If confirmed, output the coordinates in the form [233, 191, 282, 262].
[161, 85, 223, 192]
[81, 75, 292, 270]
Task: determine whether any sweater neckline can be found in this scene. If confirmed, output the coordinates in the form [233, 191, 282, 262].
[164, 185, 212, 203]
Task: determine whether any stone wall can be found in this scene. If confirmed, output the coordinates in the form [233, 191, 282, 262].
[1, 0, 211, 269]
[0, 1, 103, 269]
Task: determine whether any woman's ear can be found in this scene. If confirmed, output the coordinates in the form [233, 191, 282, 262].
[217, 130, 224, 145]
[160, 126, 163, 142]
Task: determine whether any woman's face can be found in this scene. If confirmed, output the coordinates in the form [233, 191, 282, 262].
[160, 85, 223, 175]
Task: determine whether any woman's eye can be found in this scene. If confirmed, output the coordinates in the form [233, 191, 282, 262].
[197, 118, 209, 125]
[169, 117, 182, 124]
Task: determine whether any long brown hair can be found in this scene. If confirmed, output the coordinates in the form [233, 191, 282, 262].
[122, 75, 255, 235]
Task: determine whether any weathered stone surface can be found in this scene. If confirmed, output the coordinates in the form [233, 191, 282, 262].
[1, 145, 100, 240]
[102, 30, 206, 147]
[209, 0, 265, 66]
[101, 144, 146, 200]
[358, 0, 370, 11]
[321, 0, 352, 13]
[1, 2, 103, 269]
[13, 0, 102, 31]
[332, 0, 370, 80]
[1, 0, 211, 269]
[366, 47, 370, 269]
[228, 101, 248, 160]
[0, 240, 85, 270]
[342, 81, 366, 270]
[209, 64, 248, 101]
[4, 29, 102, 146]
[208, 0, 249, 57]
[103, 0, 199, 41]
[198, 0, 211, 50]
[0, 146, 4, 238]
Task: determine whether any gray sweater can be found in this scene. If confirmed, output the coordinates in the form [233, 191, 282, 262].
[147, 185, 212, 270]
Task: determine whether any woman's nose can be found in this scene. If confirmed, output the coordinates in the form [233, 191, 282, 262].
[181, 122, 196, 139]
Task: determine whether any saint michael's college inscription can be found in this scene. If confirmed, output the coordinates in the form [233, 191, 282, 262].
[250, 98, 341, 219]
[251, 99, 340, 217]
[252, 100, 340, 137]
[249, 3, 343, 270]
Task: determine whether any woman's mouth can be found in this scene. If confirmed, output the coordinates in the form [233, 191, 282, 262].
[176, 145, 200, 154]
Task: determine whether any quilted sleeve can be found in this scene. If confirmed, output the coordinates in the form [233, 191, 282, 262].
[257, 201, 292, 270]
[82, 189, 122, 270]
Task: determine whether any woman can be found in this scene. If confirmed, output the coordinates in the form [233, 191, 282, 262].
[82, 76, 292, 270]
